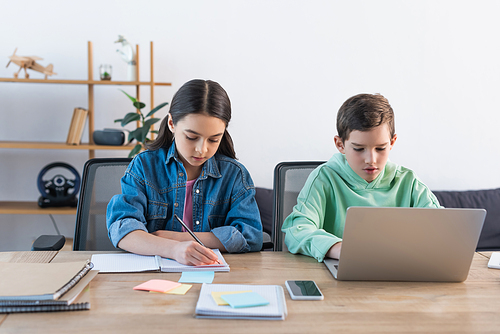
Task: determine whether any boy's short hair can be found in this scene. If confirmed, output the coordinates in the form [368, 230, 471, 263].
[336, 93, 395, 142]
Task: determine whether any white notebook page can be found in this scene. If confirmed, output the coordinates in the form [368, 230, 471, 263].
[91, 253, 159, 273]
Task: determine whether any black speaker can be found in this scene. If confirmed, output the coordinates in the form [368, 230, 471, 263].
[93, 129, 126, 146]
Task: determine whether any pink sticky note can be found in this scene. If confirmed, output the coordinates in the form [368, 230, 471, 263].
[133, 279, 181, 293]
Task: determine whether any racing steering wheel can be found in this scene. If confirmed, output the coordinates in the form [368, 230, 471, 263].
[37, 162, 80, 208]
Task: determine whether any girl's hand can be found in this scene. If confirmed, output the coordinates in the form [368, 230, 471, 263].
[174, 241, 220, 266]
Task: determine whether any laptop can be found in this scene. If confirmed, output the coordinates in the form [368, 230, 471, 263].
[324, 207, 486, 282]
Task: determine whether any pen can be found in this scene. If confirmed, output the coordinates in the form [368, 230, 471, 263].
[174, 214, 221, 264]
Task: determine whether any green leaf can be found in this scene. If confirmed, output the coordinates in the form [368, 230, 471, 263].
[139, 126, 151, 142]
[130, 127, 149, 143]
[120, 113, 141, 126]
[128, 128, 141, 142]
[151, 130, 159, 134]
[119, 89, 137, 103]
[133, 101, 146, 110]
[114, 118, 123, 123]
[127, 131, 135, 142]
[128, 144, 142, 158]
[143, 118, 161, 128]
[145, 102, 169, 118]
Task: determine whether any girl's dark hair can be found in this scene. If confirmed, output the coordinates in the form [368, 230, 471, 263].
[146, 79, 236, 159]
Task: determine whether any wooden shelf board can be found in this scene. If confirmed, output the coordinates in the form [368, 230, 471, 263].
[0, 78, 171, 86]
[0, 201, 77, 215]
[0, 141, 135, 150]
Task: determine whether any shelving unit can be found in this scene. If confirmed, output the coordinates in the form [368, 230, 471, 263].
[0, 41, 171, 215]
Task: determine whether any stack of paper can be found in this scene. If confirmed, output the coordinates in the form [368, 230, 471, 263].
[195, 284, 287, 320]
[91, 249, 229, 273]
[0, 260, 96, 313]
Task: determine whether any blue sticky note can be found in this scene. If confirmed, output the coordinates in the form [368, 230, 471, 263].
[220, 292, 270, 308]
[178, 271, 215, 284]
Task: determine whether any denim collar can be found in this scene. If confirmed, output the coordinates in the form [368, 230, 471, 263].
[165, 142, 222, 180]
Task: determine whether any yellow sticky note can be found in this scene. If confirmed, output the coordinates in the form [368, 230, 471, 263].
[211, 290, 252, 306]
[166, 284, 192, 295]
[149, 284, 193, 295]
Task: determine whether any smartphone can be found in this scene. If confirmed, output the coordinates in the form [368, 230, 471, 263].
[285, 280, 324, 300]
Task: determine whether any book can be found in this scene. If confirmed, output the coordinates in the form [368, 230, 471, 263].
[0, 260, 93, 302]
[66, 107, 88, 145]
[195, 283, 287, 320]
[91, 249, 229, 273]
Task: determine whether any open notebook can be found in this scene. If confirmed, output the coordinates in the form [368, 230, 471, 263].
[195, 283, 287, 320]
[91, 249, 229, 273]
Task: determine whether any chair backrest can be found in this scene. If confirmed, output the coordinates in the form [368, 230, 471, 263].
[272, 161, 325, 251]
[73, 158, 132, 251]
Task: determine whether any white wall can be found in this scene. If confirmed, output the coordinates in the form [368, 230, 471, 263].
[1, 0, 499, 250]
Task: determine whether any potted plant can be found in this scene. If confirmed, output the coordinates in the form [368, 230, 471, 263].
[114, 89, 169, 157]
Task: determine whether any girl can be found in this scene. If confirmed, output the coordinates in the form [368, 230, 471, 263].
[106, 79, 263, 265]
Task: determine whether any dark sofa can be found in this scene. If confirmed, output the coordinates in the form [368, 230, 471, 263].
[255, 187, 500, 251]
[433, 188, 500, 251]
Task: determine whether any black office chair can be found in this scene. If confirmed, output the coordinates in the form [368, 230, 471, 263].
[74, 157, 275, 251]
[73, 158, 132, 251]
[255, 187, 274, 251]
[272, 161, 325, 251]
[35, 157, 273, 252]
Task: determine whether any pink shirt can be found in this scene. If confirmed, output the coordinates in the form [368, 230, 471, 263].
[182, 179, 196, 232]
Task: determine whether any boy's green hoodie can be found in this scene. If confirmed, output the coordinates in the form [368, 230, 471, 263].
[281, 153, 440, 262]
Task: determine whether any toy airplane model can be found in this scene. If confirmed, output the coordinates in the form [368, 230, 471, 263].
[6, 48, 57, 79]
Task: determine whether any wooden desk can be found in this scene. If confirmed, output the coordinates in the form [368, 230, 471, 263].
[1, 251, 500, 333]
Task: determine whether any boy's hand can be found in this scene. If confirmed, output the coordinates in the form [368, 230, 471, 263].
[173, 241, 219, 266]
[326, 241, 342, 260]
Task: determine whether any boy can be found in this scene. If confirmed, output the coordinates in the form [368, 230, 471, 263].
[281, 93, 440, 262]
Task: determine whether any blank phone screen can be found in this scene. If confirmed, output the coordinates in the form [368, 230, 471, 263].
[287, 280, 322, 296]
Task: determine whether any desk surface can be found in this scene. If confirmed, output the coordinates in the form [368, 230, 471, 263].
[1, 251, 499, 333]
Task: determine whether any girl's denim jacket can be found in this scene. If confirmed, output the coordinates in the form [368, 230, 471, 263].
[106, 144, 263, 253]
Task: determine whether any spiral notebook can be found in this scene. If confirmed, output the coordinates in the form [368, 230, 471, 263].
[0, 281, 92, 313]
[0, 261, 97, 313]
[0, 260, 93, 301]
[91, 249, 229, 273]
[195, 283, 287, 320]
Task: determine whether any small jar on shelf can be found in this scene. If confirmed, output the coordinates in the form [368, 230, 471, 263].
[99, 64, 112, 80]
